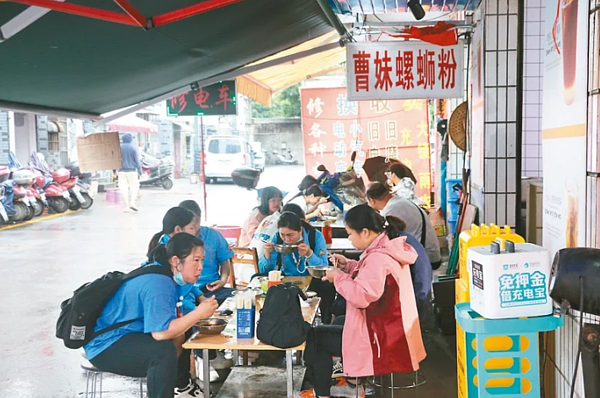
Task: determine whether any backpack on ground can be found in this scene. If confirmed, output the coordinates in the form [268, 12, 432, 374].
[256, 283, 310, 349]
[56, 265, 172, 349]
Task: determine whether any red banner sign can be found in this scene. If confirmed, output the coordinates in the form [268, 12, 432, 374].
[301, 87, 432, 204]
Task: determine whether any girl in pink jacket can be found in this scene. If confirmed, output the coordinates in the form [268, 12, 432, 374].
[308, 204, 426, 398]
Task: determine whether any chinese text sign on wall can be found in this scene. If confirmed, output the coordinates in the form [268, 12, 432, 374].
[346, 41, 464, 101]
[301, 87, 432, 204]
[167, 80, 237, 116]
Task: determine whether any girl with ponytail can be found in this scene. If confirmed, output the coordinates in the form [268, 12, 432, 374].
[306, 204, 426, 398]
[85, 233, 217, 398]
[284, 181, 327, 219]
[147, 207, 199, 257]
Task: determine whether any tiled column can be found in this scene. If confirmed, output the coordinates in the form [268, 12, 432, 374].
[471, 0, 522, 228]
[521, 0, 545, 177]
[0, 111, 9, 164]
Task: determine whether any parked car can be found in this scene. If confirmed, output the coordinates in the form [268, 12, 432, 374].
[251, 142, 265, 172]
[205, 135, 254, 183]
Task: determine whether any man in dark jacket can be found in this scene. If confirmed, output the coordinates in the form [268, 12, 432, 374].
[119, 133, 142, 212]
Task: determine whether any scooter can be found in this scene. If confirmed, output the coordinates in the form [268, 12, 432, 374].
[11, 183, 34, 221]
[59, 166, 93, 211]
[272, 150, 298, 165]
[139, 153, 174, 190]
[31, 171, 70, 214]
[11, 169, 37, 221]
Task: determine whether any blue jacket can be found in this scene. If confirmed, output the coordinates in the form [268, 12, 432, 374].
[259, 228, 328, 276]
[120, 133, 142, 174]
[400, 231, 433, 302]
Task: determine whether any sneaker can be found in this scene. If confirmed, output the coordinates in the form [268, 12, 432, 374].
[331, 358, 344, 379]
[195, 357, 220, 382]
[130, 206, 138, 212]
[211, 350, 234, 370]
[300, 389, 316, 398]
[174, 378, 203, 397]
[331, 377, 365, 398]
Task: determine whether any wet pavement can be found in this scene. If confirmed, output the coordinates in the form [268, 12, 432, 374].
[0, 165, 457, 398]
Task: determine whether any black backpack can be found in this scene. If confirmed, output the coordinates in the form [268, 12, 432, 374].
[256, 283, 310, 349]
[56, 265, 172, 349]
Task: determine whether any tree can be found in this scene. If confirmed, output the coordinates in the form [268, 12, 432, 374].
[251, 84, 301, 118]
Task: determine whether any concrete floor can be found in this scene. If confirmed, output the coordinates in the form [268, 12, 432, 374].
[0, 165, 457, 398]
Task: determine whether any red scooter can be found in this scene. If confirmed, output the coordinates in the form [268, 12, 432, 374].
[32, 171, 70, 214]
[53, 168, 93, 211]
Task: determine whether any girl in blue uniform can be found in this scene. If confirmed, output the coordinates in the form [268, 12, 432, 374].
[84, 233, 218, 398]
[259, 211, 336, 324]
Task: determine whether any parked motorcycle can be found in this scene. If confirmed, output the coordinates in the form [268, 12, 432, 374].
[11, 183, 34, 221]
[55, 167, 93, 211]
[272, 150, 298, 165]
[30, 171, 70, 214]
[139, 152, 174, 190]
[11, 169, 36, 221]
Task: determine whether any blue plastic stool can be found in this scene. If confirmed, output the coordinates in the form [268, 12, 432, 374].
[455, 303, 563, 398]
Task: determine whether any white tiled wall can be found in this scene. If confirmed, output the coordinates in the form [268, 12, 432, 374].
[522, 0, 545, 177]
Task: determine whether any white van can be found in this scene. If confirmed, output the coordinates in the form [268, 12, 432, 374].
[205, 135, 254, 182]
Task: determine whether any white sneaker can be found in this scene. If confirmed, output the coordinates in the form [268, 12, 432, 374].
[174, 378, 203, 397]
[211, 350, 234, 370]
[331, 358, 344, 379]
[330, 378, 365, 398]
[196, 357, 220, 382]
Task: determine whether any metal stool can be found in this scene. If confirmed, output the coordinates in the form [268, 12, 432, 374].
[81, 359, 145, 398]
[368, 372, 426, 397]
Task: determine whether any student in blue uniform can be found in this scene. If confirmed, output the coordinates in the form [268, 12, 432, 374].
[177, 200, 236, 374]
[84, 233, 218, 398]
[259, 211, 336, 324]
[178, 200, 235, 305]
[147, 207, 200, 258]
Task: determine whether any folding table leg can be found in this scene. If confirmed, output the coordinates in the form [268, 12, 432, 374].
[203, 349, 210, 398]
[286, 350, 293, 397]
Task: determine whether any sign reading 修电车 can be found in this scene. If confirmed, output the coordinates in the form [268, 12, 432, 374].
[166, 80, 237, 116]
[346, 41, 464, 101]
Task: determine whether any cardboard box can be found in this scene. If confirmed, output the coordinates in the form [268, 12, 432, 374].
[77, 132, 122, 172]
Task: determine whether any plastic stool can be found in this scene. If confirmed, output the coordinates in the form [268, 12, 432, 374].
[81, 359, 145, 398]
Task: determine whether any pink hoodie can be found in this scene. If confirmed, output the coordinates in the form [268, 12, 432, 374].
[334, 233, 426, 377]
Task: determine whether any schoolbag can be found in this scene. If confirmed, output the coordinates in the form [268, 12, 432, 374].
[256, 283, 310, 349]
[56, 265, 172, 349]
[275, 223, 316, 268]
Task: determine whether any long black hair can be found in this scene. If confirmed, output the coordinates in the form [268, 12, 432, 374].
[287, 184, 324, 204]
[277, 210, 315, 236]
[147, 207, 195, 257]
[282, 203, 306, 220]
[149, 233, 205, 270]
[298, 175, 319, 191]
[257, 186, 283, 216]
[179, 200, 201, 217]
[366, 181, 391, 200]
[344, 204, 406, 240]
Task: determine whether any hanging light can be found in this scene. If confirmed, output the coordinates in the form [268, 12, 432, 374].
[407, 0, 426, 21]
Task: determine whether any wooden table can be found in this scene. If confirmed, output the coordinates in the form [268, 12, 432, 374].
[183, 297, 321, 398]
